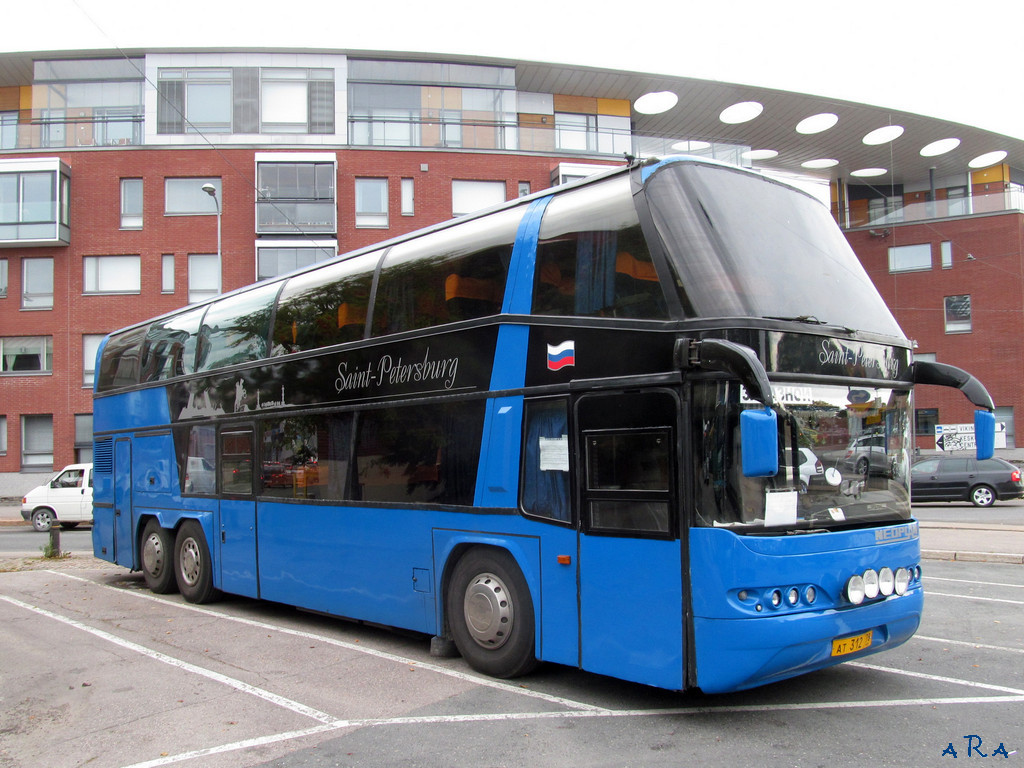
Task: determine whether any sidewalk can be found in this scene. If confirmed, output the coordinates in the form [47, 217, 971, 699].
[2, 504, 1022, 564]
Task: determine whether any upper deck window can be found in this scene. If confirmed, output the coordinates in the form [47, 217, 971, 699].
[534, 175, 668, 319]
[645, 162, 904, 338]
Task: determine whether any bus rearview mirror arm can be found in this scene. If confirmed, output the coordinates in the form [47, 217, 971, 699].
[676, 337, 776, 408]
[912, 359, 996, 460]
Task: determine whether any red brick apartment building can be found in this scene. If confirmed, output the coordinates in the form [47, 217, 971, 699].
[2, 48, 1023, 485]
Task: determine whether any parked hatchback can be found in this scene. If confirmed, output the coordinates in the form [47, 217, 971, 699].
[20, 463, 94, 531]
[910, 456, 1024, 507]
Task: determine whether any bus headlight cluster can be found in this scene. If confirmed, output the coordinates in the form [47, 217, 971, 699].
[844, 566, 915, 605]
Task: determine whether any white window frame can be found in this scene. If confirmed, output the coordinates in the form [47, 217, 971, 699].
[83, 334, 104, 387]
[162, 254, 175, 293]
[165, 178, 221, 215]
[188, 252, 221, 304]
[21, 413, 53, 469]
[355, 178, 389, 228]
[888, 243, 932, 273]
[451, 180, 505, 217]
[944, 294, 972, 334]
[120, 178, 143, 229]
[84, 255, 141, 294]
[255, 239, 337, 281]
[22, 257, 54, 309]
[401, 178, 415, 216]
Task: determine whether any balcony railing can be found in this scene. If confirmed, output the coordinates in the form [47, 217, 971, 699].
[847, 186, 1024, 229]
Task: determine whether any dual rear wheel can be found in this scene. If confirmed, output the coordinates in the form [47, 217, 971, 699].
[139, 518, 218, 603]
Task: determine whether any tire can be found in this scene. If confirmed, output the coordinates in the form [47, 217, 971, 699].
[970, 484, 995, 508]
[856, 457, 869, 476]
[31, 508, 54, 532]
[174, 520, 219, 603]
[447, 548, 538, 679]
[141, 519, 178, 594]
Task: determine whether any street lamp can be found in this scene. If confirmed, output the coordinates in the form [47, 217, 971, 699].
[201, 183, 221, 263]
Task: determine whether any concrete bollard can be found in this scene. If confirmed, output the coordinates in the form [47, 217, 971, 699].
[48, 524, 61, 557]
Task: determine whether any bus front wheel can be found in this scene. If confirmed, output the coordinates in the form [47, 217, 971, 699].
[174, 520, 219, 604]
[141, 519, 178, 594]
[447, 548, 538, 679]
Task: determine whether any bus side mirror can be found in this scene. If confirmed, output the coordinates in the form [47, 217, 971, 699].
[741, 407, 779, 477]
[975, 410, 995, 460]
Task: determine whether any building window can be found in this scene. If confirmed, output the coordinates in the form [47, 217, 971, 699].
[555, 113, 597, 152]
[0, 166, 71, 245]
[22, 414, 53, 469]
[75, 414, 93, 463]
[1, 336, 52, 374]
[995, 406, 1015, 449]
[165, 178, 221, 215]
[940, 241, 953, 269]
[161, 68, 233, 134]
[188, 253, 221, 304]
[944, 294, 972, 333]
[915, 408, 938, 437]
[888, 243, 932, 273]
[83, 335, 104, 387]
[1, 111, 16, 149]
[452, 180, 505, 216]
[22, 258, 53, 309]
[401, 178, 415, 216]
[256, 243, 335, 281]
[260, 68, 335, 134]
[162, 254, 175, 293]
[0, 258, 8, 297]
[355, 178, 389, 228]
[84, 256, 141, 294]
[256, 160, 335, 234]
[0, 415, 6, 454]
[121, 178, 143, 229]
[518, 182, 531, 198]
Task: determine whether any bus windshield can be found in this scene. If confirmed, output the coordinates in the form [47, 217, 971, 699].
[692, 381, 912, 531]
[645, 162, 904, 337]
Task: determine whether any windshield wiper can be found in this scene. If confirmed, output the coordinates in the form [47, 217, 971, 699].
[764, 314, 827, 325]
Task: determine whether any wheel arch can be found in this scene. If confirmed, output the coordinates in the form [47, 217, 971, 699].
[434, 533, 542, 643]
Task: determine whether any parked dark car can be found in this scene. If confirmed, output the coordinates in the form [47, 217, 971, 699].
[910, 456, 1024, 507]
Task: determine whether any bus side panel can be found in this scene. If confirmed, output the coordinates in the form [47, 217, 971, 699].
[94, 388, 171, 434]
[689, 526, 923, 693]
[474, 394, 525, 508]
[92, 504, 115, 560]
[256, 502, 440, 633]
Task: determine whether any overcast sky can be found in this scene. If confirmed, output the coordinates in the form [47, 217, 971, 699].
[5, 0, 1023, 140]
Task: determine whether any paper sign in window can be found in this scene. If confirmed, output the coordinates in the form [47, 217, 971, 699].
[539, 436, 570, 472]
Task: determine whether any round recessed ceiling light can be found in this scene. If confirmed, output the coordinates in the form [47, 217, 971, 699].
[720, 101, 763, 124]
[796, 113, 839, 134]
[671, 139, 711, 152]
[863, 125, 905, 145]
[633, 91, 678, 115]
[743, 149, 779, 160]
[801, 158, 839, 169]
[850, 167, 888, 177]
[920, 138, 960, 157]
[968, 150, 1008, 169]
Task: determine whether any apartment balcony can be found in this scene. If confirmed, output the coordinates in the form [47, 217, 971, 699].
[256, 199, 337, 235]
[844, 186, 1024, 230]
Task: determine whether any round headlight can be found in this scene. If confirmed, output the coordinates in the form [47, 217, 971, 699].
[804, 586, 816, 604]
[845, 574, 866, 605]
[863, 569, 879, 600]
[878, 567, 895, 596]
[770, 589, 782, 607]
[787, 587, 799, 606]
[894, 567, 910, 596]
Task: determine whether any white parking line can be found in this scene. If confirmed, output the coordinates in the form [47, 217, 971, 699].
[926, 575, 1024, 590]
[925, 590, 1024, 606]
[0, 593, 338, 725]
[915, 634, 1024, 655]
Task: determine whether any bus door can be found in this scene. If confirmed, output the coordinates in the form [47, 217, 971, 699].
[114, 438, 133, 567]
[218, 427, 259, 598]
[575, 391, 684, 690]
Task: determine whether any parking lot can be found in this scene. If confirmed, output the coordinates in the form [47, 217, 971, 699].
[1, 546, 1022, 767]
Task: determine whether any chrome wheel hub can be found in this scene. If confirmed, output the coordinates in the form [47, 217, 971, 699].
[463, 572, 513, 649]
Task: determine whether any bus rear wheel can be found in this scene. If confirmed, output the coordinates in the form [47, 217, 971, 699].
[447, 548, 538, 679]
[174, 520, 219, 604]
[141, 519, 178, 594]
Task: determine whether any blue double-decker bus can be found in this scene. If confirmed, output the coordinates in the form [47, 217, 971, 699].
[91, 156, 995, 692]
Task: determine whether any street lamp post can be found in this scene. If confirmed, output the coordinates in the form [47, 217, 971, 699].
[201, 183, 221, 263]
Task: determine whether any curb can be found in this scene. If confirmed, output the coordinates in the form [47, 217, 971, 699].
[922, 549, 1024, 565]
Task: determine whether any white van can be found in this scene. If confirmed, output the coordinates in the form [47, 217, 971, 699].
[20, 463, 94, 532]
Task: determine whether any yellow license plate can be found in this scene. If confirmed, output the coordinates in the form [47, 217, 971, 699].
[831, 630, 873, 657]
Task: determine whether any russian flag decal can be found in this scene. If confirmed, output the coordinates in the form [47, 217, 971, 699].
[547, 340, 575, 371]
